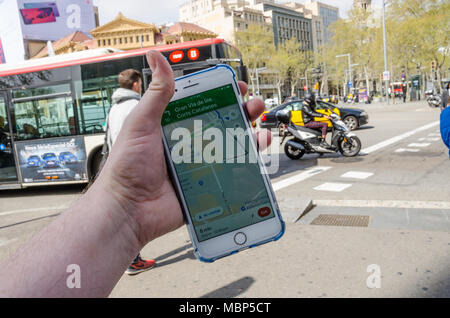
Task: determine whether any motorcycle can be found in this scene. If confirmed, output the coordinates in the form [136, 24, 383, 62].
[277, 110, 362, 160]
[425, 90, 441, 108]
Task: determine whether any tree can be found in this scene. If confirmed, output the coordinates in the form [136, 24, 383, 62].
[266, 44, 290, 102]
[387, 0, 449, 90]
[282, 38, 312, 96]
[321, 0, 449, 97]
[235, 23, 275, 96]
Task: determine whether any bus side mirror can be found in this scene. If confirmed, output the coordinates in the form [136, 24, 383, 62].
[236, 65, 248, 84]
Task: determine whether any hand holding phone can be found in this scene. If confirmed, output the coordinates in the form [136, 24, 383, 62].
[102, 51, 275, 259]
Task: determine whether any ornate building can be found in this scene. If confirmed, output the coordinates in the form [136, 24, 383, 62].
[31, 13, 217, 58]
[164, 22, 217, 44]
[90, 12, 160, 50]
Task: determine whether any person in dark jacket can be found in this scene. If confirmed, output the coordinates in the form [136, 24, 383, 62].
[302, 91, 331, 148]
[441, 83, 449, 110]
[402, 84, 407, 103]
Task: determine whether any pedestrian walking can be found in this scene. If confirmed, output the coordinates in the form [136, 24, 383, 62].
[402, 84, 407, 103]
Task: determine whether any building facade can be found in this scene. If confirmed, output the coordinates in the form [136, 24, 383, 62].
[90, 13, 216, 51]
[32, 31, 94, 59]
[178, 1, 340, 100]
[354, 0, 372, 11]
[252, 1, 313, 50]
[31, 13, 216, 59]
[179, 0, 267, 43]
[90, 12, 160, 50]
[304, 1, 339, 46]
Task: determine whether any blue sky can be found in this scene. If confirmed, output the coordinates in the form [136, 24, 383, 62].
[92, 0, 384, 26]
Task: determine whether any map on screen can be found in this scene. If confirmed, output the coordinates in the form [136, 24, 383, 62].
[163, 84, 275, 242]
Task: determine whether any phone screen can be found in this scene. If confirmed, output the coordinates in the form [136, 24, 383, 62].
[162, 84, 275, 242]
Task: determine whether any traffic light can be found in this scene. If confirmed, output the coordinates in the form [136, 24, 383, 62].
[431, 60, 436, 72]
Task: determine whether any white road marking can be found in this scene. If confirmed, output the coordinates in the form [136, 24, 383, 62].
[428, 133, 441, 137]
[313, 182, 352, 192]
[407, 143, 430, 148]
[341, 171, 374, 179]
[273, 166, 331, 192]
[313, 199, 450, 210]
[418, 137, 440, 141]
[0, 238, 18, 248]
[395, 148, 420, 153]
[361, 121, 439, 154]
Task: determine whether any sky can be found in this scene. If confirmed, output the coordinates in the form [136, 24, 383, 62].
[92, 0, 384, 26]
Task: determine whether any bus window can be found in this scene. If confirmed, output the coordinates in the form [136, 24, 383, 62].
[75, 56, 144, 134]
[76, 75, 118, 134]
[12, 84, 74, 141]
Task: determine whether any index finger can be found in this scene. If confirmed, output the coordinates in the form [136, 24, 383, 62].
[238, 81, 248, 97]
[237, 81, 265, 122]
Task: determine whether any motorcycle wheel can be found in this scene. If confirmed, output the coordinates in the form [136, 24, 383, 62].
[284, 142, 305, 160]
[339, 136, 361, 157]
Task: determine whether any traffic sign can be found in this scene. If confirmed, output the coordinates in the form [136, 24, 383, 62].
[348, 81, 353, 88]
[383, 71, 390, 81]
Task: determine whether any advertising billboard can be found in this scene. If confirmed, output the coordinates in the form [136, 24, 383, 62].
[17, 0, 96, 41]
[15, 136, 88, 183]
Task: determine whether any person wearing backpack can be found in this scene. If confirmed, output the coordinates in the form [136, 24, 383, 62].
[107, 69, 156, 275]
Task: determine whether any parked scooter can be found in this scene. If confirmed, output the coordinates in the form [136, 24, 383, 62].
[277, 109, 362, 159]
[425, 90, 441, 108]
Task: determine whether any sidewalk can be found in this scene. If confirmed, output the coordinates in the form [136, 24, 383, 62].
[109, 222, 450, 298]
[342, 99, 427, 110]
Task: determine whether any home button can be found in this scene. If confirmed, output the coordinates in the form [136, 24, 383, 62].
[234, 232, 247, 246]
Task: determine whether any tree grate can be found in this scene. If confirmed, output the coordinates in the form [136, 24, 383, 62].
[310, 214, 370, 227]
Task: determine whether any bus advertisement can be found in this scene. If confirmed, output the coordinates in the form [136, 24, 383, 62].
[0, 38, 247, 189]
[15, 136, 87, 184]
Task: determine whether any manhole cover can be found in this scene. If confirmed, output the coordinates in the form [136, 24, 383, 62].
[310, 214, 370, 227]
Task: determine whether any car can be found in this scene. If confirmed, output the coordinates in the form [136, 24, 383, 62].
[259, 99, 369, 133]
[264, 98, 279, 108]
[283, 96, 300, 103]
[318, 95, 339, 104]
[59, 151, 78, 164]
[41, 152, 60, 168]
[26, 155, 42, 167]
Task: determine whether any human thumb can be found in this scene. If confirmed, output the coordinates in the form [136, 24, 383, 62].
[130, 50, 174, 126]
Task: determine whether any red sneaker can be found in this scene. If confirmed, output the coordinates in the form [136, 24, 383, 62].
[125, 257, 156, 275]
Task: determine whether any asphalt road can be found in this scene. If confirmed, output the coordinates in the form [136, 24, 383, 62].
[0, 100, 449, 298]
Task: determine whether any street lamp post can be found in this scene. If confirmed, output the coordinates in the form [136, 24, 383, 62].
[251, 67, 267, 97]
[382, 0, 389, 104]
[336, 53, 352, 97]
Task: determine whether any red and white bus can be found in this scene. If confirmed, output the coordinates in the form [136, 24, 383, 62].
[0, 38, 248, 189]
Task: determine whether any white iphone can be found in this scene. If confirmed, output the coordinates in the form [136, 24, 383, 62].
[161, 65, 285, 262]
